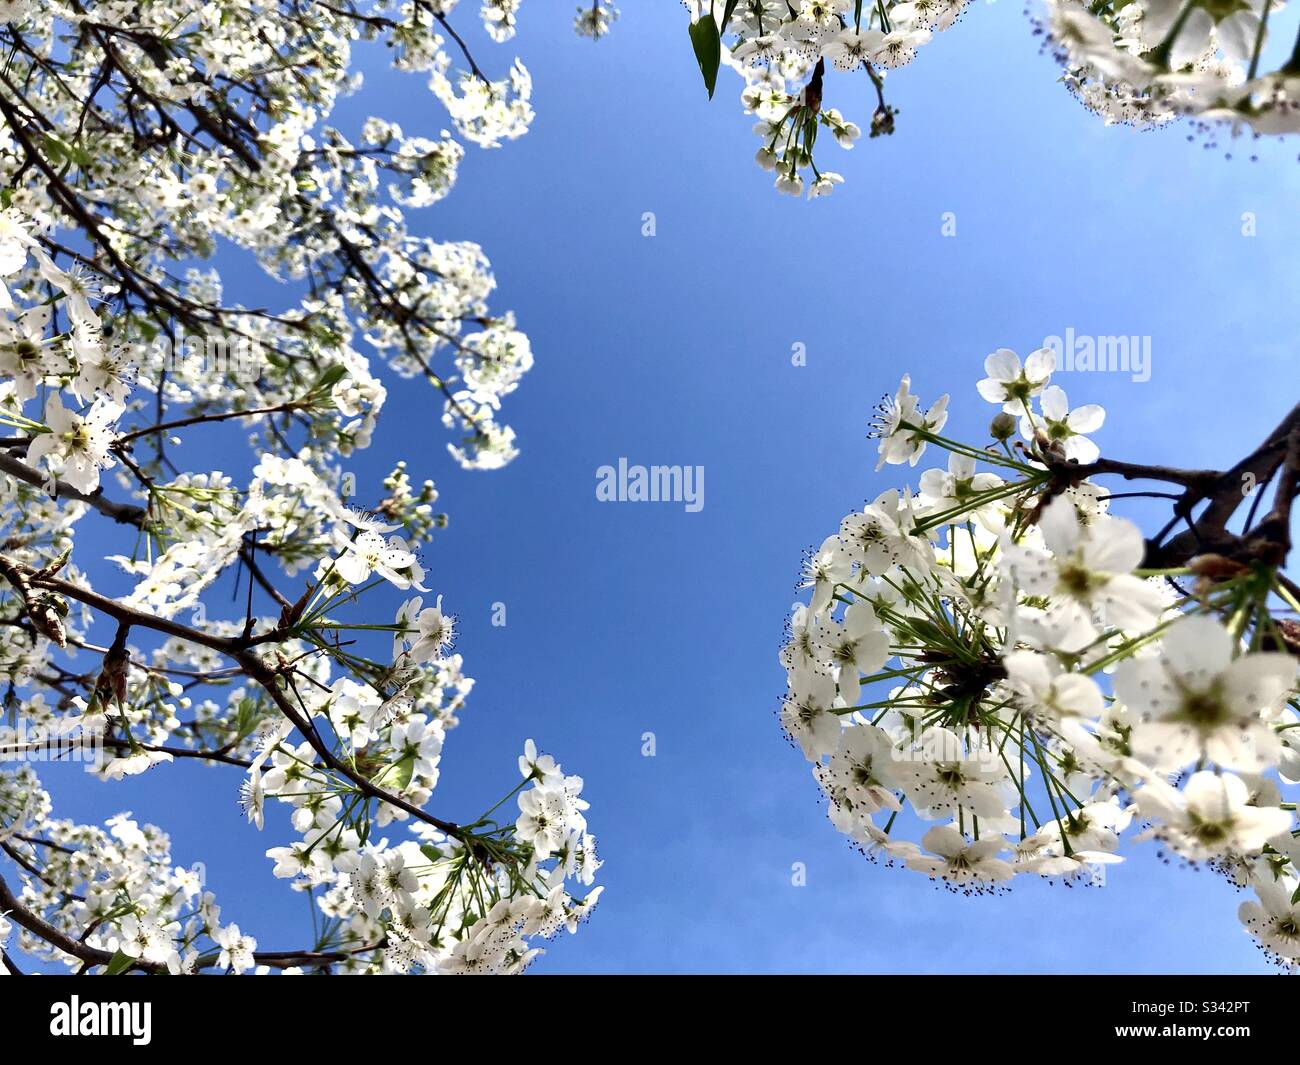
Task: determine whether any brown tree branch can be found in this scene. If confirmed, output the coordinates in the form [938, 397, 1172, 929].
[2, 556, 470, 845]
[0, 870, 162, 973]
[0, 452, 147, 526]
[1045, 402, 1300, 569]
[0, 870, 380, 973]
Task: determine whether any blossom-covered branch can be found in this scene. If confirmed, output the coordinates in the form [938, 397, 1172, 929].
[682, 0, 970, 196]
[780, 350, 1300, 968]
[1041, 0, 1300, 141]
[685, 1, 1300, 196]
[0, 1, 604, 976]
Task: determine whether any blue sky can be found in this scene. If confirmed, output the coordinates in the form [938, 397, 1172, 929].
[34, 4, 1300, 973]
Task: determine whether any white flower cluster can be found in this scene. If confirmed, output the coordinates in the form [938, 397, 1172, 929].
[1040, 0, 1300, 139]
[0, 212, 125, 493]
[255, 722, 601, 974]
[683, 0, 969, 195]
[0, 769, 261, 974]
[575, 1, 620, 39]
[0, 253, 603, 974]
[780, 350, 1300, 969]
[0, 0, 582, 474]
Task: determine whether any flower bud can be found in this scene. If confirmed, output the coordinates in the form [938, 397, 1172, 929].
[96, 643, 130, 708]
[989, 412, 1016, 441]
[29, 593, 67, 648]
[1262, 618, 1300, 658]
[1188, 554, 1249, 582]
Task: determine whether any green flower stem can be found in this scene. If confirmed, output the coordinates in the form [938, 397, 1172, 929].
[1249, 0, 1274, 81]
[913, 475, 1048, 532]
[897, 423, 1038, 474]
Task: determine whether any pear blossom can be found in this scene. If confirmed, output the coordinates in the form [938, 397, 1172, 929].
[823, 28, 885, 70]
[1003, 648, 1106, 724]
[25, 394, 123, 493]
[871, 374, 950, 469]
[519, 738, 561, 783]
[679, 1, 964, 193]
[1004, 498, 1167, 636]
[0, 306, 65, 402]
[1116, 616, 1295, 772]
[824, 724, 906, 814]
[801, 535, 852, 617]
[781, 668, 845, 761]
[903, 825, 1016, 885]
[116, 915, 181, 968]
[1239, 876, 1300, 967]
[816, 602, 891, 704]
[332, 531, 425, 590]
[918, 452, 1005, 528]
[977, 347, 1056, 413]
[1134, 771, 1293, 862]
[393, 595, 455, 664]
[1021, 385, 1106, 464]
[213, 924, 258, 974]
[903, 727, 1013, 820]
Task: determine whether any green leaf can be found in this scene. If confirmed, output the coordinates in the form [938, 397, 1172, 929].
[41, 133, 92, 170]
[688, 16, 721, 100]
[388, 753, 415, 791]
[103, 950, 135, 976]
[1292, 882, 1300, 906]
[306, 363, 348, 399]
[719, 0, 742, 32]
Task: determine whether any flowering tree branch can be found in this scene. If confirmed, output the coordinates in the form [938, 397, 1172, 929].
[0, 451, 147, 525]
[0, 0, 606, 976]
[685, 2, 1300, 198]
[1042, 0, 1300, 142]
[780, 349, 1300, 968]
[0, 870, 384, 973]
[1049, 403, 1300, 569]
